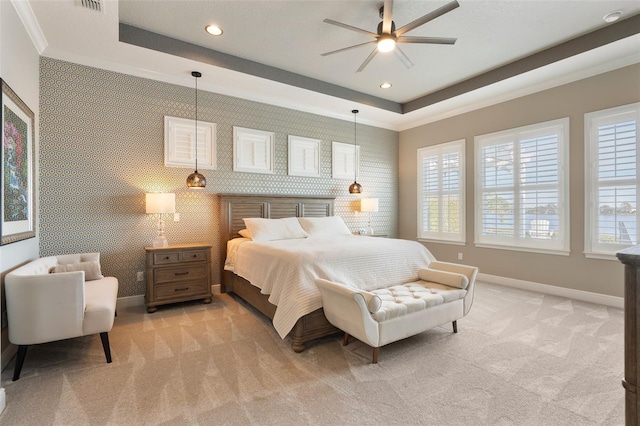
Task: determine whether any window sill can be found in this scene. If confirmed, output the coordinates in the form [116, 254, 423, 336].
[418, 238, 466, 246]
[584, 252, 620, 261]
[474, 242, 570, 256]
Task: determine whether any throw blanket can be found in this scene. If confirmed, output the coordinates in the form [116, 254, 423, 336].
[230, 235, 435, 338]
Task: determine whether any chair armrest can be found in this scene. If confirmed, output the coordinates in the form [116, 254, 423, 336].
[427, 261, 478, 285]
[5, 271, 85, 345]
[315, 279, 380, 346]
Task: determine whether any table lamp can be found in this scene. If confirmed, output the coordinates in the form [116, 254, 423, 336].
[360, 198, 379, 235]
[146, 193, 176, 247]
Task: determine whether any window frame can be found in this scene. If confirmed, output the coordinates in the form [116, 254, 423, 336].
[584, 102, 640, 260]
[416, 139, 466, 245]
[474, 118, 570, 255]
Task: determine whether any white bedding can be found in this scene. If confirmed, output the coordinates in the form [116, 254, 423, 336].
[228, 235, 435, 338]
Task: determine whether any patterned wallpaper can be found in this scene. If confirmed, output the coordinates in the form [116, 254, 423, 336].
[39, 57, 399, 297]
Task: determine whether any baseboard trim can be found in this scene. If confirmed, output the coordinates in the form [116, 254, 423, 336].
[115, 284, 222, 310]
[0, 387, 5, 416]
[478, 272, 624, 309]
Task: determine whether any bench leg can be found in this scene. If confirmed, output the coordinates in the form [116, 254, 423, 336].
[372, 347, 379, 364]
[343, 333, 349, 346]
[12, 345, 28, 381]
[453, 320, 458, 333]
[100, 332, 112, 363]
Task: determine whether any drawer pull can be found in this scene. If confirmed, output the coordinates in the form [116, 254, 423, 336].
[164, 256, 170, 259]
[192, 254, 198, 258]
[174, 287, 189, 292]
[174, 271, 189, 276]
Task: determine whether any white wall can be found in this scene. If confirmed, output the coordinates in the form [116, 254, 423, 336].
[0, 0, 41, 413]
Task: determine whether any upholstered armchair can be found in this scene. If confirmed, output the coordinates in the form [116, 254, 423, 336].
[4, 253, 118, 380]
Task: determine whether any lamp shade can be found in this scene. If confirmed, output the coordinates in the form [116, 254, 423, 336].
[360, 198, 379, 213]
[145, 193, 176, 214]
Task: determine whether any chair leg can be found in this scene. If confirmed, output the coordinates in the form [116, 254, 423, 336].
[343, 333, 349, 346]
[372, 347, 379, 364]
[453, 320, 458, 333]
[12, 345, 28, 381]
[100, 332, 112, 363]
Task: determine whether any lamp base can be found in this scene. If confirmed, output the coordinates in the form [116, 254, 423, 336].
[366, 226, 375, 235]
[152, 235, 168, 247]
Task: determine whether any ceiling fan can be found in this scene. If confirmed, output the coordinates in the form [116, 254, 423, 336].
[321, 0, 459, 72]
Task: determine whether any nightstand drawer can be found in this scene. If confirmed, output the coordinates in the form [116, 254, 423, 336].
[155, 265, 206, 284]
[153, 252, 180, 265]
[182, 250, 207, 262]
[155, 280, 207, 299]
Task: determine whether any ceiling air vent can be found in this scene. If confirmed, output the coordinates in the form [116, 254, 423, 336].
[79, 0, 103, 13]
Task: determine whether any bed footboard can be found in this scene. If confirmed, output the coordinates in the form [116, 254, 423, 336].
[223, 271, 339, 351]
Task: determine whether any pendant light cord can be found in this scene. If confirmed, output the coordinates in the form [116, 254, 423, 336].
[352, 109, 358, 182]
[194, 73, 199, 173]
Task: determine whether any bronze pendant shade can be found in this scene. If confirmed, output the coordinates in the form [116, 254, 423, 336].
[186, 71, 206, 189]
[348, 109, 362, 194]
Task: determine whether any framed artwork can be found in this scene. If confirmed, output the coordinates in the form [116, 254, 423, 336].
[288, 135, 320, 177]
[332, 141, 360, 179]
[164, 115, 217, 170]
[1, 79, 35, 245]
[233, 126, 275, 174]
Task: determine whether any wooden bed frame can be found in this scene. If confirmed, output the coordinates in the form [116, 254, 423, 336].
[219, 194, 339, 352]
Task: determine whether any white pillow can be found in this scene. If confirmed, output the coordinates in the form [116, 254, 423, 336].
[418, 268, 469, 289]
[298, 216, 351, 237]
[50, 261, 104, 281]
[238, 229, 251, 238]
[242, 217, 309, 242]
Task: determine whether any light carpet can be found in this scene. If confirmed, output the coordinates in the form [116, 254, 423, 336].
[0, 282, 625, 425]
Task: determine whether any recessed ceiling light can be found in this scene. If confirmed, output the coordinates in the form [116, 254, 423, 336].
[380, 82, 392, 89]
[205, 24, 223, 36]
[603, 10, 622, 23]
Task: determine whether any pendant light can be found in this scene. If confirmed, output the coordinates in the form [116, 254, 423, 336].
[186, 71, 206, 189]
[348, 109, 362, 194]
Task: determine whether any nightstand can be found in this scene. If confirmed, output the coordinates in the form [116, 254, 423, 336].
[145, 243, 212, 313]
[353, 232, 388, 238]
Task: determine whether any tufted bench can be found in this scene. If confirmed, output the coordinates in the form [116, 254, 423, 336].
[316, 261, 478, 363]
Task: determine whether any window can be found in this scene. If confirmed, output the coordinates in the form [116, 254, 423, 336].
[475, 118, 570, 254]
[585, 103, 640, 259]
[233, 127, 274, 174]
[417, 139, 465, 243]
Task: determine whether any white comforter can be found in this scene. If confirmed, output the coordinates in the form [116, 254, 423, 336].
[228, 235, 435, 338]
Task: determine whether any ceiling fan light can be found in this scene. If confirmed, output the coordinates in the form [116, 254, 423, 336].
[377, 36, 396, 52]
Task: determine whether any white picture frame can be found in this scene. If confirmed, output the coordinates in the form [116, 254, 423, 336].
[233, 126, 275, 174]
[164, 116, 216, 170]
[288, 135, 320, 177]
[332, 141, 360, 180]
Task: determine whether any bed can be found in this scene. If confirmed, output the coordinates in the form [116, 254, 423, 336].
[219, 194, 435, 352]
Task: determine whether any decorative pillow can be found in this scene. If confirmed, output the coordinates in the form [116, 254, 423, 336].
[298, 216, 351, 237]
[238, 229, 251, 238]
[51, 261, 104, 281]
[418, 268, 469, 289]
[361, 291, 383, 313]
[242, 217, 309, 242]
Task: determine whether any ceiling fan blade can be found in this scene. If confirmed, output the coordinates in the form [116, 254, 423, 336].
[394, 46, 414, 69]
[321, 40, 376, 56]
[382, 0, 394, 34]
[323, 19, 377, 38]
[397, 36, 457, 45]
[356, 48, 378, 73]
[395, 0, 460, 37]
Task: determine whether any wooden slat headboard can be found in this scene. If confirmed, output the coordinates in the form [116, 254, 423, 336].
[218, 194, 335, 275]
